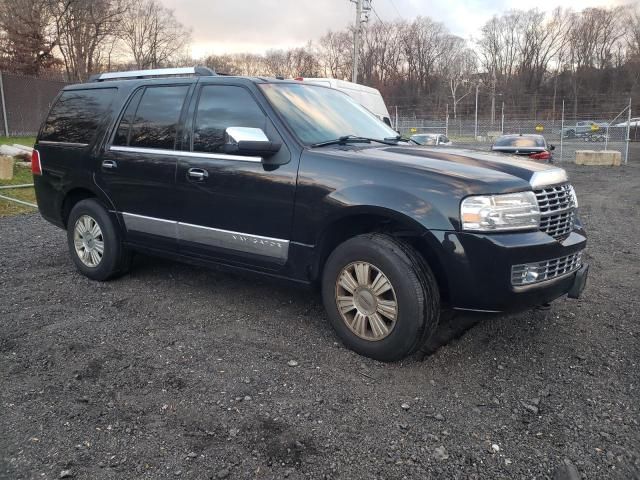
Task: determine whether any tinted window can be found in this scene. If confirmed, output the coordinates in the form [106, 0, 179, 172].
[129, 86, 189, 149]
[494, 136, 545, 148]
[193, 85, 266, 153]
[40, 88, 115, 144]
[113, 89, 143, 146]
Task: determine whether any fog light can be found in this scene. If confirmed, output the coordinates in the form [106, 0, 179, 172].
[512, 263, 544, 286]
[524, 268, 539, 283]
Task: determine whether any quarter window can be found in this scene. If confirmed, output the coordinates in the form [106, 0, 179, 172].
[193, 85, 266, 153]
[40, 88, 115, 144]
[121, 85, 189, 150]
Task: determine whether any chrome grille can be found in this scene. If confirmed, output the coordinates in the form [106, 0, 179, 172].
[511, 252, 583, 286]
[534, 184, 576, 240]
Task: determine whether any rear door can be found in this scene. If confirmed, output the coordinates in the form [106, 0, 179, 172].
[96, 83, 192, 250]
[175, 83, 298, 269]
[35, 87, 117, 223]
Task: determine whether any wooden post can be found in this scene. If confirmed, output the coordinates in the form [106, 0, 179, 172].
[0, 155, 14, 180]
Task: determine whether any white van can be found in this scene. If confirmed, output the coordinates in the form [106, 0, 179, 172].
[295, 77, 392, 127]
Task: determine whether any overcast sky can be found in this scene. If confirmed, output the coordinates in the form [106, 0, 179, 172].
[160, 0, 625, 58]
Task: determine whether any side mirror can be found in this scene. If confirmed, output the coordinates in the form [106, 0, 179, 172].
[224, 127, 281, 157]
[549, 144, 556, 151]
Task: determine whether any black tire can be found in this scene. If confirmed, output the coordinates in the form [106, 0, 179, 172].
[66, 198, 130, 281]
[321, 233, 440, 362]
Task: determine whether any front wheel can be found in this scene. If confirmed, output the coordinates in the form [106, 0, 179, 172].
[66, 198, 130, 281]
[321, 234, 440, 362]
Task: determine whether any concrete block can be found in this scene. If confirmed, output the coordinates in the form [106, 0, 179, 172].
[0, 155, 14, 180]
[0, 144, 23, 156]
[575, 150, 621, 166]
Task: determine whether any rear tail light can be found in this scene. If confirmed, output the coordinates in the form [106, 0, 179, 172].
[529, 151, 551, 161]
[294, 77, 303, 81]
[31, 149, 42, 175]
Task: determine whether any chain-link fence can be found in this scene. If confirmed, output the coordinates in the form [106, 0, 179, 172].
[0, 72, 69, 136]
[394, 99, 634, 164]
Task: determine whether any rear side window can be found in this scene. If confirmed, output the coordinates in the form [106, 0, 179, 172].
[40, 88, 115, 144]
[494, 136, 545, 148]
[115, 85, 189, 150]
[193, 85, 265, 153]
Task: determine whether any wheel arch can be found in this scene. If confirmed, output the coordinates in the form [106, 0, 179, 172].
[61, 186, 114, 229]
[311, 206, 450, 303]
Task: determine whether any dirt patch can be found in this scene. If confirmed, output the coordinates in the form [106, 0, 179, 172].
[1, 163, 639, 479]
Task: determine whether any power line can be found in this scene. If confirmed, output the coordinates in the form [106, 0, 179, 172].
[371, 4, 383, 23]
[386, 0, 402, 18]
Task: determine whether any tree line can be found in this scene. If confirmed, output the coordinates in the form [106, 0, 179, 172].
[0, 0, 190, 81]
[2, 1, 639, 118]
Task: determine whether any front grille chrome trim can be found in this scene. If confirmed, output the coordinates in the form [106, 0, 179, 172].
[511, 252, 583, 286]
[534, 184, 576, 240]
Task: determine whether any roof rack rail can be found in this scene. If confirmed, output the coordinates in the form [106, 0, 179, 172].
[89, 66, 216, 82]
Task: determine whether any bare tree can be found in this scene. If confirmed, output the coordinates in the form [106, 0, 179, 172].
[0, 0, 59, 75]
[316, 30, 351, 79]
[51, 0, 128, 81]
[443, 39, 476, 119]
[120, 0, 191, 69]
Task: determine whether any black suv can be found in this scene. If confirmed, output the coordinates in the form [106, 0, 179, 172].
[32, 67, 588, 361]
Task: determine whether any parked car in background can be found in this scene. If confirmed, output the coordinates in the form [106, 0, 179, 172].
[409, 133, 452, 146]
[561, 120, 606, 138]
[613, 117, 640, 127]
[32, 67, 587, 362]
[294, 77, 392, 126]
[491, 134, 555, 162]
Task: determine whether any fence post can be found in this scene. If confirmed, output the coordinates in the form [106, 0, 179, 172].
[0, 72, 8, 136]
[474, 84, 479, 139]
[501, 101, 504, 134]
[625, 98, 631, 165]
[560, 100, 565, 163]
[445, 104, 449, 137]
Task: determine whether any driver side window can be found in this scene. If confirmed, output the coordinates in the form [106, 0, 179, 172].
[193, 85, 266, 153]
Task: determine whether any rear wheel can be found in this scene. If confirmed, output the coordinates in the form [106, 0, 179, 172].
[66, 198, 130, 281]
[321, 233, 440, 361]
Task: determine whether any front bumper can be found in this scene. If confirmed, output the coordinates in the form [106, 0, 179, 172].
[430, 225, 588, 312]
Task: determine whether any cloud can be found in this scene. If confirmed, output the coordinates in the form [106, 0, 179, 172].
[159, 0, 632, 57]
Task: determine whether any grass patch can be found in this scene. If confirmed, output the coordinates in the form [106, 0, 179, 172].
[0, 136, 36, 148]
[0, 162, 37, 217]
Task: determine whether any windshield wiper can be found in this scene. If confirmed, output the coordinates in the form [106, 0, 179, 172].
[311, 135, 399, 148]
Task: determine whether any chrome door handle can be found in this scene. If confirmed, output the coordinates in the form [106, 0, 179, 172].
[187, 168, 208, 180]
[102, 160, 117, 169]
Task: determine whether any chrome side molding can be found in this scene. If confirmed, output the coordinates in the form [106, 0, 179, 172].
[121, 212, 289, 262]
[108, 145, 262, 163]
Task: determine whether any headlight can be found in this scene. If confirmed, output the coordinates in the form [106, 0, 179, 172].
[461, 192, 540, 231]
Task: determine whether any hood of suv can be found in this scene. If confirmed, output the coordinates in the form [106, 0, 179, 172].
[321, 145, 566, 192]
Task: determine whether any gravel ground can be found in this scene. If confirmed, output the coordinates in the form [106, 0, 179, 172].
[1, 163, 639, 480]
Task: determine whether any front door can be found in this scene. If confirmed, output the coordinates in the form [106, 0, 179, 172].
[175, 83, 298, 269]
[96, 83, 192, 250]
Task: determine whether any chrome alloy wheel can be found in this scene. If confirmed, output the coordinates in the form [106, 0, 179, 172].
[73, 215, 104, 267]
[335, 261, 398, 341]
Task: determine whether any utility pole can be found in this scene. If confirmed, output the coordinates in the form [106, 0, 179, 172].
[351, 0, 370, 84]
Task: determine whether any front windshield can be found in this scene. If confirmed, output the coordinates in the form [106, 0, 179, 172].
[260, 83, 398, 145]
